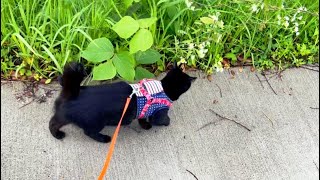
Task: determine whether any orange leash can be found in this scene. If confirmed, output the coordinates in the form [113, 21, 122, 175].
[98, 97, 131, 180]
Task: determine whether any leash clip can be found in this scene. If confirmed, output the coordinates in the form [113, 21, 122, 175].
[129, 87, 139, 98]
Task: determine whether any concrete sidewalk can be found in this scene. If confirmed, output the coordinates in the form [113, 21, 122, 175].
[1, 67, 319, 180]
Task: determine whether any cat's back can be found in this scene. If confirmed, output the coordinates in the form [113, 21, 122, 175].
[63, 81, 132, 111]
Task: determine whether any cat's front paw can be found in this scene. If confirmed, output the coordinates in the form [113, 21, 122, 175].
[142, 123, 152, 130]
[138, 119, 152, 130]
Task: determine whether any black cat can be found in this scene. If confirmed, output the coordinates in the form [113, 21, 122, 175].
[49, 62, 196, 143]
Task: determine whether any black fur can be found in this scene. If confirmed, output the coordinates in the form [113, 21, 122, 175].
[49, 62, 196, 143]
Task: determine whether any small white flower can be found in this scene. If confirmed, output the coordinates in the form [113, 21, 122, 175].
[297, 7, 302, 13]
[215, 62, 224, 72]
[178, 57, 187, 65]
[291, 14, 297, 22]
[185, 0, 195, 10]
[188, 43, 195, 50]
[296, 32, 300, 36]
[198, 52, 205, 58]
[198, 48, 208, 58]
[251, 4, 259, 13]
[185, 0, 193, 8]
[284, 16, 289, 21]
[277, 20, 281, 25]
[294, 26, 299, 32]
[283, 21, 289, 28]
[209, 15, 219, 21]
[277, 15, 281, 20]
[297, 6, 307, 13]
[206, 41, 210, 46]
[177, 30, 187, 34]
[201, 42, 206, 47]
[216, 67, 224, 72]
[216, 20, 224, 28]
[294, 22, 299, 27]
[261, 3, 264, 10]
[198, 44, 204, 49]
[297, 16, 303, 20]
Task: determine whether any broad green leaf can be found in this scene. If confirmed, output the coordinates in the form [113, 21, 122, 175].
[167, 6, 178, 19]
[124, 0, 133, 8]
[135, 67, 154, 80]
[117, 51, 136, 67]
[81, 38, 114, 63]
[135, 49, 161, 64]
[200, 17, 214, 24]
[138, 17, 157, 28]
[26, 70, 32, 76]
[92, 60, 116, 80]
[19, 68, 26, 76]
[129, 29, 153, 54]
[225, 53, 237, 61]
[112, 16, 139, 39]
[112, 53, 135, 81]
[225, 53, 237, 65]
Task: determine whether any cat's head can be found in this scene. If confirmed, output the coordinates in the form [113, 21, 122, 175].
[161, 62, 197, 101]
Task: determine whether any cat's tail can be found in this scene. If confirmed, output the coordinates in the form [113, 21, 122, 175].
[60, 62, 86, 100]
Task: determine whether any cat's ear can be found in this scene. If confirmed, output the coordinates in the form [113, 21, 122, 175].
[188, 76, 197, 82]
[173, 61, 184, 71]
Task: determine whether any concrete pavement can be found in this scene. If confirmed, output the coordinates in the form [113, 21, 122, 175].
[1, 67, 319, 180]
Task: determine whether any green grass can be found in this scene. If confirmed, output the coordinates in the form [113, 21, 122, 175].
[1, 0, 319, 82]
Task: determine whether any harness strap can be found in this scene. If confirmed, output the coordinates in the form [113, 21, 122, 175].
[138, 79, 172, 119]
[98, 97, 131, 180]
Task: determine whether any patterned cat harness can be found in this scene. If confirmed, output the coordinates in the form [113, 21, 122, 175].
[129, 79, 172, 119]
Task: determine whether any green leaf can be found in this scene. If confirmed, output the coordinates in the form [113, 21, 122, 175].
[112, 53, 135, 81]
[45, 79, 52, 84]
[167, 5, 178, 19]
[123, 0, 133, 8]
[135, 49, 161, 64]
[81, 38, 114, 63]
[26, 70, 32, 76]
[138, 17, 157, 28]
[135, 67, 154, 80]
[225, 53, 237, 61]
[19, 68, 26, 76]
[129, 29, 153, 54]
[117, 51, 136, 67]
[92, 60, 116, 80]
[112, 16, 139, 39]
[200, 17, 214, 24]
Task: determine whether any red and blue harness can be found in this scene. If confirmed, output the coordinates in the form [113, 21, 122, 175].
[130, 79, 172, 119]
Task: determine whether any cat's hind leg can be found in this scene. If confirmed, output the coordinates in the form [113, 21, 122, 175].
[49, 114, 69, 139]
[83, 126, 111, 143]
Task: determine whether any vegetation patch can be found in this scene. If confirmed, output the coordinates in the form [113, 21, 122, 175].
[1, 0, 318, 83]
